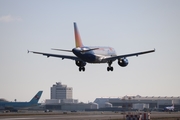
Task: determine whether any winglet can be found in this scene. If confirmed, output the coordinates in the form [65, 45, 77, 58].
[74, 22, 83, 47]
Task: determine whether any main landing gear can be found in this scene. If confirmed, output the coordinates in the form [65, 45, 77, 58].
[75, 61, 86, 72]
[107, 61, 113, 71]
[79, 67, 85, 72]
[107, 66, 113, 71]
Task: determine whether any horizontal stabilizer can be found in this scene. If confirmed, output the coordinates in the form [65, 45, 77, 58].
[80, 48, 99, 53]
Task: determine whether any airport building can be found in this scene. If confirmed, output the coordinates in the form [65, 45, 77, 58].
[44, 82, 98, 111]
[43, 82, 180, 111]
[45, 82, 78, 104]
[51, 82, 72, 99]
[94, 95, 180, 111]
[44, 102, 98, 111]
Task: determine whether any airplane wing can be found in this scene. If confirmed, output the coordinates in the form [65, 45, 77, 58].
[104, 49, 155, 62]
[28, 51, 82, 61]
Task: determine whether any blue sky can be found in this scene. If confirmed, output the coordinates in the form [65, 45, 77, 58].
[0, 0, 180, 103]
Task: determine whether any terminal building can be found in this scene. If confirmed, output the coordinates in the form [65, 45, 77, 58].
[94, 95, 180, 111]
[43, 82, 180, 111]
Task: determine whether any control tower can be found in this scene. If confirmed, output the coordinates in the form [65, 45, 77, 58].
[51, 82, 72, 99]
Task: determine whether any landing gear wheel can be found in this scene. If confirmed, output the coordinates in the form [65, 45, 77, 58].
[107, 67, 113, 71]
[107, 61, 113, 71]
[82, 67, 85, 71]
[110, 67, 113, 71]
[79, 67, 85, 72]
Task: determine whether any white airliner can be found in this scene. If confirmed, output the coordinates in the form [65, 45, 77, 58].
[28, 22, 155, 72]
[165, 104, 175, 111]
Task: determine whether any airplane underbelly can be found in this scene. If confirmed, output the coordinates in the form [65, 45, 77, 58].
[79, 54, 96, 63]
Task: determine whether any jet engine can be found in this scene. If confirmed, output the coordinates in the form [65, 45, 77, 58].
[118, 58, 128, 67]
[75, 61, 86, 67]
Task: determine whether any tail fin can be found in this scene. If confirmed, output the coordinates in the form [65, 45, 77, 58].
[29, 91, 43, 103]
[74, 22, 83, 47]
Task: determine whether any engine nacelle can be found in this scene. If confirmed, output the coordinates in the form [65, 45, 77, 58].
[118, 58, 128, 67]
[75, 61, 86, 67]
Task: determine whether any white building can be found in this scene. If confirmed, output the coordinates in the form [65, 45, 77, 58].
[94, 95, 180, 110]
[51, 82, 72, 99]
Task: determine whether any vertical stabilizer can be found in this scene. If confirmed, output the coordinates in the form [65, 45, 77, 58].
[29, 91, 43, 103]
[74, 22, 83, 47]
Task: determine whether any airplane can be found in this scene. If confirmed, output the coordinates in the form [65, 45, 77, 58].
[164, 104, 175, 112]
[28, 22, 155, 72]
[0, 91, 43, 112]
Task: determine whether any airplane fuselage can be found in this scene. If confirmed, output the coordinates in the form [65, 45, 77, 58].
[165, 106, 174, 111]
[0, 102, 37, 109]
[72, 46, 117, 63]
[0, 91, 42, 111]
